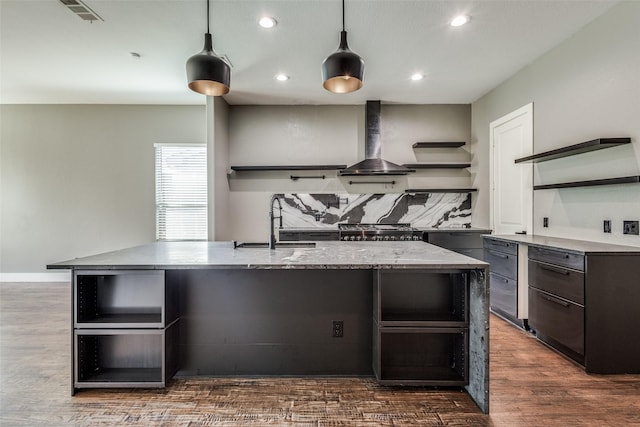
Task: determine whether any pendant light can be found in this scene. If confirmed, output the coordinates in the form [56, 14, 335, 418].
[186, 0, 230, 96]
[321, 0, 365, 93]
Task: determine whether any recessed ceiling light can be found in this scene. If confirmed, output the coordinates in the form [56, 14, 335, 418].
[259, 16, 277, 28]
[410, 73, 424, 81]
[275, 74, 289, 81]
[450, 15, 471, 27]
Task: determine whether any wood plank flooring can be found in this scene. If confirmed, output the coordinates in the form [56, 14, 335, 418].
[1, 282, 639, 426]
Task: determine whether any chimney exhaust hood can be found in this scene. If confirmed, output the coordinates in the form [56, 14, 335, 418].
[339, 100, 414, 176]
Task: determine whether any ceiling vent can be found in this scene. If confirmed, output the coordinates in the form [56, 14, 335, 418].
[59, 0, 103, 22]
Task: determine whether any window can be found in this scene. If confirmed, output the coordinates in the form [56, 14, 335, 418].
[155, 143, 207, 241]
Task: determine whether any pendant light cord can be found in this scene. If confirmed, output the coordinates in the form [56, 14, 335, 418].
[342, 0, 345, 31]
[207, 0, 210, 34]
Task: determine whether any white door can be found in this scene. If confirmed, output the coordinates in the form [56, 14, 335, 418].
[490, 103, 533, 235]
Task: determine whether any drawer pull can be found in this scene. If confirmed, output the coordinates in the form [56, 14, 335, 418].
[488, 250, 509, 259]
[540, 265, 570, 276]
[541, 293, 570, 308]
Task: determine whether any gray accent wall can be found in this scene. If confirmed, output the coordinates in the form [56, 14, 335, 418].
[471, 1, 640, 246]
[227, 104, 472, 242]
[0, 105, 206, 275]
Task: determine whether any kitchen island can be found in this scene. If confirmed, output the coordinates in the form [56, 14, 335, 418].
[49, 241, 489, 413]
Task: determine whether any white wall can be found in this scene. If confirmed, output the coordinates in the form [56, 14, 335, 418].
[471, 1, 640, 246]
[227, 104, 471, 242]
[0, 104, 206, 278]
[208, 97, 231, 240]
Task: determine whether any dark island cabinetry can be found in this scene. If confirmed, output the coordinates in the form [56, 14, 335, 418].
[73, 270, 179, 392]
[373, 270, 469, 385]
[50, 241, 490, 413]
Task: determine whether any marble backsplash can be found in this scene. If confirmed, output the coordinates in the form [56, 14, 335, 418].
[279, 193, 472, 228]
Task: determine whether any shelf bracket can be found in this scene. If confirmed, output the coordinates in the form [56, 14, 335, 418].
[349, 180, 396, 185]
[290, 175, 326, 181]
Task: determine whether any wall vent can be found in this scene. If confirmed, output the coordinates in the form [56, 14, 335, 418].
[59, 0, 103, 22]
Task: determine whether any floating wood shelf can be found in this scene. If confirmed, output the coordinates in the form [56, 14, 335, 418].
[413, 142, 466, 149]
[230, 165, 347, 172]
[514, 138, 631, 164]
[405, 188, 477, 193]
[533, 175, 640, 190]
[403, 163, 471, 169]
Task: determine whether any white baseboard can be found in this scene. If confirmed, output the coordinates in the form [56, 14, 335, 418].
[0, 271, 71, 283]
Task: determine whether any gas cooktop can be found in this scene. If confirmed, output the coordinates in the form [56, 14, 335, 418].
[338, 223, 423, 241]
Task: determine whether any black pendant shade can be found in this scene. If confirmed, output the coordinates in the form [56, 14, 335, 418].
[322, 31, 364, 93]
[187, 33, 230, 96]
[186, 0, 230, 96]
[322, 0, 364, 94]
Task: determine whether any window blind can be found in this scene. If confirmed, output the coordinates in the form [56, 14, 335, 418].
[155, 143, 207, 241]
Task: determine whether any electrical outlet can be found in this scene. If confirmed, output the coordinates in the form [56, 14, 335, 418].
[603, 220, 611, 233]
[543, 217, 549, 228]
[623, 220, 639, 235]
[332, 320, 344, 338]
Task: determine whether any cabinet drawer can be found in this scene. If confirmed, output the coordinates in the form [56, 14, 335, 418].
[528, 288, 584, 356]
[529, 246, 584, 271]
[428, 232, 484, 249]
[483, 238, 517, 256]
[483, 249, 517, 280]
[529, 260, 584, 304]
[490, 273, 517, 318]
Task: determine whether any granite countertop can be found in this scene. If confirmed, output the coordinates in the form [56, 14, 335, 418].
[484, 234, 640, 254]
[280, 227, 492, 233]
[47, 241, 488, 271]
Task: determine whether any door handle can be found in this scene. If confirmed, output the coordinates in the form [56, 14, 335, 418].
[540, 293, 570, 308]
[540, 265, 571, 276]
[515, 230, 527, 235]
[488, 250, 509, 259]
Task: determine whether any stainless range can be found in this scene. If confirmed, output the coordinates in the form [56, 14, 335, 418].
[338, 223, 423, 242]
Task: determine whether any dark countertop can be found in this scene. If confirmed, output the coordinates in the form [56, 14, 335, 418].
[48, 241, 488, 271]
[484, 234, 640, 255]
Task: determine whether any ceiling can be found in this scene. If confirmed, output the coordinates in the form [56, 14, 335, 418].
[0, 0, 618, 106]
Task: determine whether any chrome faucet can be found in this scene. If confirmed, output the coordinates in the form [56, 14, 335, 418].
[269, 194, 283, 249]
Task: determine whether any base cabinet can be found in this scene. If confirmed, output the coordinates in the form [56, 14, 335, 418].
[528, 246, 586, 364]
[375, 328, 468, 385]
[425, 231, 488, 260]
[487, 235, 640, 374]
[373, 270, 469, 386]
[72, 270, 178, 392]
[528, 288, 585, 363]
[482, 237, 526, 328]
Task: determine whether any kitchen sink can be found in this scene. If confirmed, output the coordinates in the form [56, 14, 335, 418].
[233, 241, 316, 249]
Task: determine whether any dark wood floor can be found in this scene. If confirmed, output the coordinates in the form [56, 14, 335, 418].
[1, 282, 639, 426]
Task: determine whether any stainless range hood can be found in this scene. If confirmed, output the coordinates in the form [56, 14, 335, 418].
[339, 100, 415, 176]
